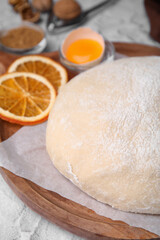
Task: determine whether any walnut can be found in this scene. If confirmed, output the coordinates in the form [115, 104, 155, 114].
[14, 2, 30, 12]
[53, 0, 81, 20]
[32, 0, 52, 12]
[8, 0, 40, 23]
[21, 7, 40, 22]
[8, 0, 21, 6]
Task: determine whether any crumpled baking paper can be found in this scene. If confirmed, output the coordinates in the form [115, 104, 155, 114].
[0, 122, 160, 236]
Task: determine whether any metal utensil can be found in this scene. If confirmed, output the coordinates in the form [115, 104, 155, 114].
[47, 0, 111, 33]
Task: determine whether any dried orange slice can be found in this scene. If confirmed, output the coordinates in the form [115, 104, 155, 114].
[8, 55, 68, 92]
[0, 72, 56, 125]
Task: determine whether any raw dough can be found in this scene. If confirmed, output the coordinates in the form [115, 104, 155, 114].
[46, 57, 160, 214]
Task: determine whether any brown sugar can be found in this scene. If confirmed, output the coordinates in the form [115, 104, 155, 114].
[0, 26, 43, 49]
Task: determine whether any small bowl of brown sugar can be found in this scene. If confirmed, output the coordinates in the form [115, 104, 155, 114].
[0, 22, 47, 54]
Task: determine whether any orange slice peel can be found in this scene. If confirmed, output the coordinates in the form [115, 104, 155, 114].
[0, 72, 56, 125]
[8, 55, 68, 92]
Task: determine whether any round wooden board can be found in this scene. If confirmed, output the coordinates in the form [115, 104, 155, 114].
[0, 43, 160, 240]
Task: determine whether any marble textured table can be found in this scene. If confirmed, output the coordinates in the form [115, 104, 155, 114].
[0, 0, 159, 240]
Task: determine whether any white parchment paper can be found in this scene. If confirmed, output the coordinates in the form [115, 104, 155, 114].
[0, 122, 160, 236]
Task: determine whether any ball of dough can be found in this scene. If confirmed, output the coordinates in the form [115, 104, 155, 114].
[46, 57, 160, 214]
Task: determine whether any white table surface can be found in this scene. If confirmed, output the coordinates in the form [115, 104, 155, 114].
[0, 0, 159, 240]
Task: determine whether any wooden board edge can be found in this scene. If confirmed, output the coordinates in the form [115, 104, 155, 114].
[0, 168, 159, 240]
[113, 42, 160, 56]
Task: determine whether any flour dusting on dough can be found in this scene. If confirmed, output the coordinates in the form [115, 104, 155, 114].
[46, 56, 160, 214]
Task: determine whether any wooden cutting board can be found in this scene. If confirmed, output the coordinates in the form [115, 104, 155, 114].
[0, 42, 160, 240]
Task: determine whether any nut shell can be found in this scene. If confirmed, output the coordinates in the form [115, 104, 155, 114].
[53, 0, 81, 20]
[14, 2, 30, 12]
[8, 0, 21, 6]
[32, 0, 52, 12]
[21, 7, 40, 22]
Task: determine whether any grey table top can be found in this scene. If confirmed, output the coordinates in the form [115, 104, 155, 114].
[0, 0, 159, 240]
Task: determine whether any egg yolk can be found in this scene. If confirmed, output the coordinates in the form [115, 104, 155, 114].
[66, 39, 103, 64]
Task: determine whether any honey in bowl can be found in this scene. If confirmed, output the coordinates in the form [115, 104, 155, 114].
[61, 27, 105, 69]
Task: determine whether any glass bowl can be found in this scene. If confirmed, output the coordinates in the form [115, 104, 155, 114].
[0, 22, 47, 54]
